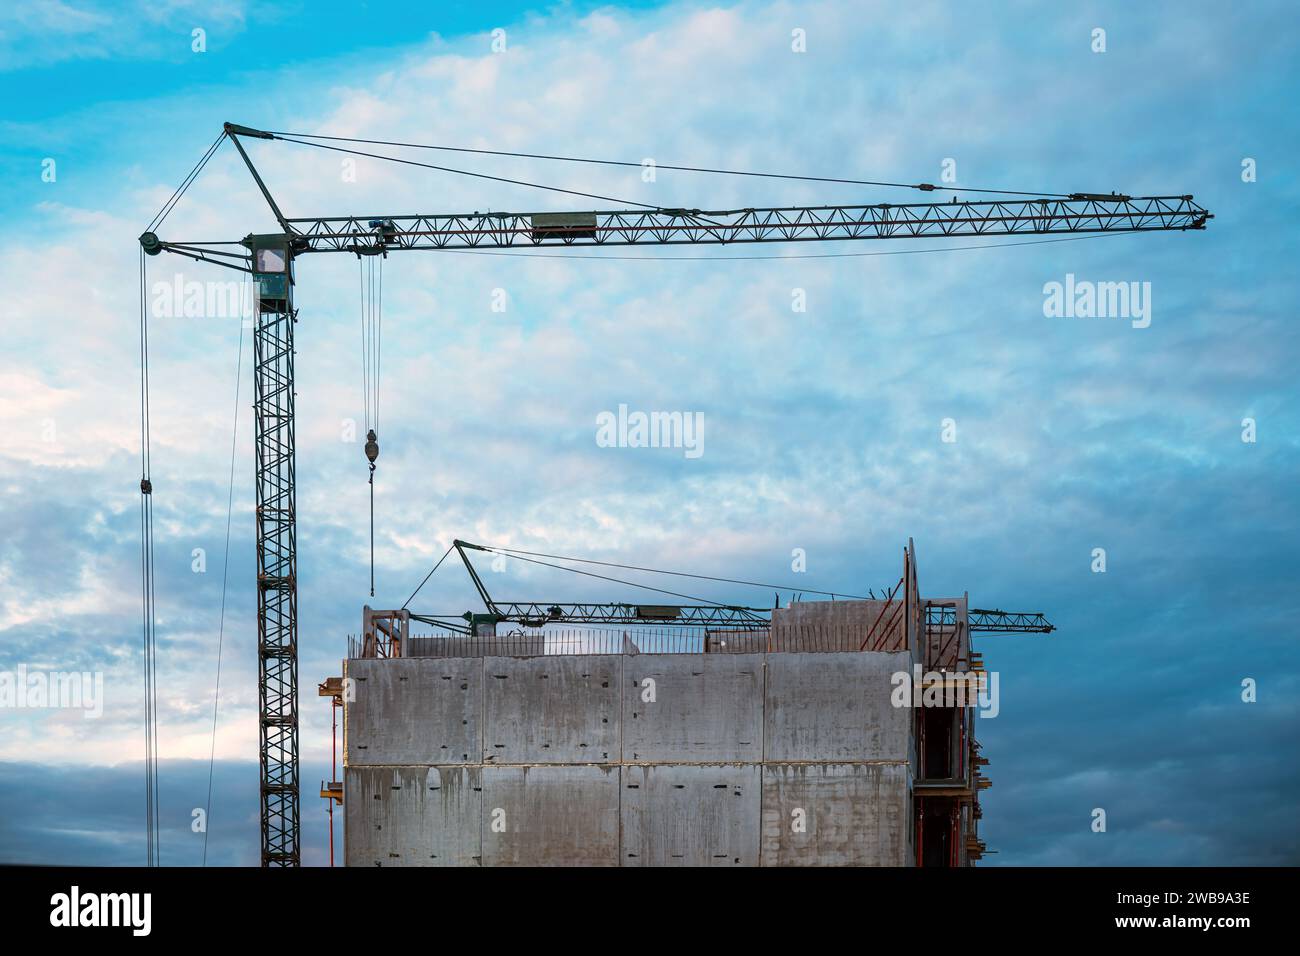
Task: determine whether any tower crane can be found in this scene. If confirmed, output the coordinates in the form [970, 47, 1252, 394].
[405, 539, 1055, 636]
[137, 122, 1211, 866]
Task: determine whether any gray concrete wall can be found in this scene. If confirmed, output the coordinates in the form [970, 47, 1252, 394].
[760, 763, 911, 866]
[764, 652, 911, 762]
[483, 656, 620, 764]
[344, 649, 914, 866]
[345, 658, 481, 765]
[621, 764, 761, 866]
[345, 765, 482, 867]
[622, 655, 763, 763]
[481, 765, 620, 866]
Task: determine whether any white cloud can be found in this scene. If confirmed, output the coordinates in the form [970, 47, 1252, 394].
[1, 0, 1297, 869]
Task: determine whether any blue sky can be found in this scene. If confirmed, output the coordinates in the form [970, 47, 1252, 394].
[0, 0, 1297, 866]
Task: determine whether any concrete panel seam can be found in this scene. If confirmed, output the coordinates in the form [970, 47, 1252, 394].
[345, 759, 909, 768]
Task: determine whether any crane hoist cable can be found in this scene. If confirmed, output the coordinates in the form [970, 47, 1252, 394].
[360, 252, 384, 596]
[135, 129, 229, 868]
[137, 246, 161, 866]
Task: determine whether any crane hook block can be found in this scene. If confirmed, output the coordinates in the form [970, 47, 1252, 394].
[364, 429, 379, 466]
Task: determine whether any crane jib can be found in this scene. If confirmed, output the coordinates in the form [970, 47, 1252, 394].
[266, 196, 1212, 256]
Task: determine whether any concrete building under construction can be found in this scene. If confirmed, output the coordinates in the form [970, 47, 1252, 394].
[321, 540, 1052, 866]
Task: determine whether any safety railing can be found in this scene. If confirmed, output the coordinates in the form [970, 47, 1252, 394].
[347, 622, 918, 659]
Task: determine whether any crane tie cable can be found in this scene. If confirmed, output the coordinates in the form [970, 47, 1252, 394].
[273, 135, 666, 209]
[146, 130, 227, 234]
[401, 543, 456, 610]
[265, 129, 1074, 198]
[473, 546, 878, 598]
[470, 547, 756, 609]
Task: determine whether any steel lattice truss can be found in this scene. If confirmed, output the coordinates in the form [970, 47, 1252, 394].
[926, 605, 1055, 634]
[282, 195, 1210, 255]
[413, 602, 770, 633]
[254, 301, 300, 866]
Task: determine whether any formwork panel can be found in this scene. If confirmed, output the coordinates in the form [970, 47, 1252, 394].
[621, 764, 760, 866]
[622, 655, 763, 762]
[345, 765, 482, 867]
[480, 765, 620, 866]
[483, 655, 620, 763]
[763, 651, 911, 761]
[760, 762, 911, 866]
[924, 596, 969, 670]
[772, 600, 906, 651]
[408, 634, 546, 657]
[346, 658, 482, 765]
